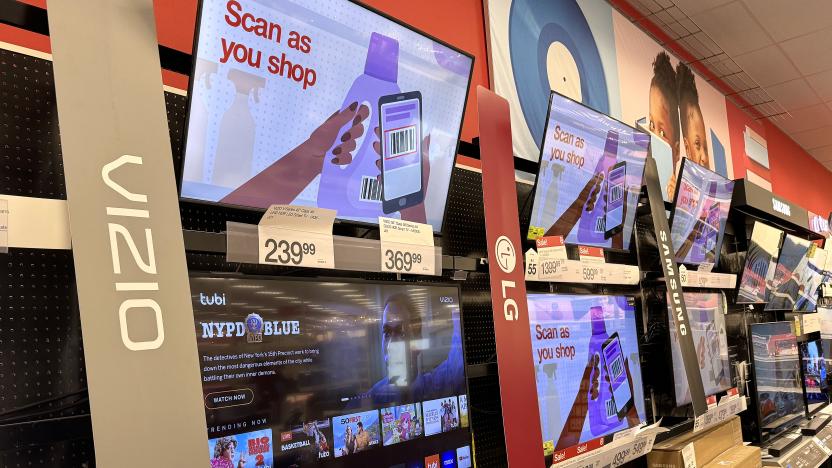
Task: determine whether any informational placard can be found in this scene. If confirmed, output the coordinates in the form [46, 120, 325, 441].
[678, 265, 737, 288]
[379, 217, 436, 275]
[257, 205, 335, 268]
[692, 394, 747, 433]
[578, 245, 605, 263]
[0, 198, 8, 254]
[553, 423, 666, 468]
[525, 248, 540, 281]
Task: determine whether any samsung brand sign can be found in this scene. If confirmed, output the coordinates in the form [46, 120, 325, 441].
[772, 198, 791, 217]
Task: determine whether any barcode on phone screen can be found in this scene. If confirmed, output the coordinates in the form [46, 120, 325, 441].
[610, 183, 624, 202]
[360, 176, 381, 202]
[387, 126, 417, 158]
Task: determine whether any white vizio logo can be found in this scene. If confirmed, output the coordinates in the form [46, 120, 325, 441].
[102, 154, 164, 352]
[494, 235, 519, 321]
[772, 198, 791, 217]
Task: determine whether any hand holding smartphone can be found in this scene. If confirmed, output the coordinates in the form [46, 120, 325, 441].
[601, 332, 634, 419]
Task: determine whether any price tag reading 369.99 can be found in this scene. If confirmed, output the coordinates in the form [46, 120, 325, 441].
[379, 217, 436, 275]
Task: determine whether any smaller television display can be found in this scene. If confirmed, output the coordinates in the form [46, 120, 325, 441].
[526, 92, 650, 249]
[766, 235, 812, 311]
[423, 397, 459, 437]
[209, 429, 273, 468]
[669, 159, 734, 266]
[737, 221, 783, 304]
[380, 403, 423, 447]
[795, 247, 828, 312]
[800, 340, 829, 413]
[275, 420, 332, 465]
[527, 294, 645, 457]
[333, 410, 381, 457]
[667, 293, 732, 406]
[750, 322, 804, 436]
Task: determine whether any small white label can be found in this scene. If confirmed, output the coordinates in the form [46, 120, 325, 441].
[814, 437, 832, 456]
[681, 443, 697, 468]
[525, 248, 539, 281]
[679, 264, 688, 284]
[257, 205, 335, 268]
[379, 217, 436, 275]
[0, 199, 7, 254]
[697, 262, 714, 273]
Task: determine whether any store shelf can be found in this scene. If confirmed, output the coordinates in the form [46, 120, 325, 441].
[526, 259, 640, 285]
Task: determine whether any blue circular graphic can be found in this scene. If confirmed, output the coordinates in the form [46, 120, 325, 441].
[245, 313, 263, 334]
[508, 0, 609, 153]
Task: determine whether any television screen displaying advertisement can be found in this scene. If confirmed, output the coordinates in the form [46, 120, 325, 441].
[668, 158, 734, 266]
[526, 92, 650, 250]
[191, 276, 472, 467]
[180, 0, 474, 231]
[799, 340, 829, 414]
[750, 322, 805, 436]
[795, 247, 828, 312]
[737, 221, 783, 304]
[526, 294, 645, 457]
[667, 293, 732, 406]
[765, 235, 812, 311]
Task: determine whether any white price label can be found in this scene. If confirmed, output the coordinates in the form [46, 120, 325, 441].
[539, 257, 567, 280]
[697, 262, 714, 273]
[0, 199, 7, 254]
[379, 217, 436, 275]
[257, 205, 335, 268]
[814, 437, 832, 456]
[679, 264, 688, 284]
[525, 249, 539, 281]
[681, 443, 697, 468]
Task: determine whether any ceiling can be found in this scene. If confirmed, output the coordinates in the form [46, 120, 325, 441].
[615, 0, 832, 170]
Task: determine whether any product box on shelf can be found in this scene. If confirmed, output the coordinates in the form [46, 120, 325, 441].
[647, 416, 743, 468]
[703, 445, 761, 468]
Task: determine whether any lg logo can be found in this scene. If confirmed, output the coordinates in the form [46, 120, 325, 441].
[494, 236, 519, 321]
[200, 293, 227, 306]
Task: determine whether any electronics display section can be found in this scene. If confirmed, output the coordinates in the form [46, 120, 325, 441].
[668, 158, 734, 267]
[192, 276, 471, 467]
[667, 292, 732, 407]
[766, 235, 812, 311]
[526, 294, 645, 462]
[738, 221, 783, 304]
[800, 340, 830, 415]
[750, 322, 806, 441]
[526, 91, 650, 250]
[795, 247, 827, 312]
[180, 0, 474, 231]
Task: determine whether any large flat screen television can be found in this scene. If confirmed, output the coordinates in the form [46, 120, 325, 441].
[799, 340, 829, 415]
[191, 276, 471, 467]
[795, 247, 827, 312]
[526, 92, 650, 249]
[180, 0, 474, 231]
[737, 221, 783, 304]
[526, 294, 645, 459]
[750, 321, 805, 439]
[766, 235, 812, 311]
[668, 158, 734, 266]
[667, 292, 732, 406]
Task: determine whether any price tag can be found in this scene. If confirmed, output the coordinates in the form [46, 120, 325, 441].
[257, 205, 335, 268]
[681, 443, 697, 468]
[679, 264, 688, 284]
[379, 217, 436, 275]
[525, 249, 539, 281]
[0, 199, 7, 254]
[578, 245, 605, 263]
[697, 262, 714, 273]
[802, 313, 820, 334]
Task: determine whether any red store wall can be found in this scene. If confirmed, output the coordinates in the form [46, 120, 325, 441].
[3, 0, 831, 214]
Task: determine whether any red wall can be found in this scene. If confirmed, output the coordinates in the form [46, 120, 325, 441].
[766, 120, 832, 215]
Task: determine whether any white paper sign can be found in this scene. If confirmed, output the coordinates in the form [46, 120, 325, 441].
[379, 217, 436, 275]
[681, 443, 697, 468]
[693, 395, 746, 433]
[525, 248, 539, 281]
[257, 205, 335, 268]
[0, 199, 7, 254]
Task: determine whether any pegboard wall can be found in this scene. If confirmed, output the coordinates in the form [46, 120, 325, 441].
[0, 46, 510, 467]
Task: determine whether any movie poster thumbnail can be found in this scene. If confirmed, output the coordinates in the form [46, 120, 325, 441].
[275, 420, 333, 466]
[458, 394, 469, 428]
[332, 409, 380, 458]
[423, 397, 460, 437]
[381, 403, 424, 446]
[208, 428, 273, 468]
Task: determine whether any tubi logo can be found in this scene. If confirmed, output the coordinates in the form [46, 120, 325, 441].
[200, 293, 226, 306]
[424, 454, 440, 468]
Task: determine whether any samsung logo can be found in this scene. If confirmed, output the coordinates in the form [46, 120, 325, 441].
[199, 293, 226, 306]
[772, 199, 791, 217]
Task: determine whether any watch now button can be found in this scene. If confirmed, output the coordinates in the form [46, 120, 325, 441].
[205, 389, 254, 409]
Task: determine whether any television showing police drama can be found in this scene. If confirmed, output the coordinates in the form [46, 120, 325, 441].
[667, 293, 732, 406]
[526, 92, 650, 250]
[527, 294, 645, 461]
[800, 340, 829, 414]
[180, 0, 474, 231]
[191, 276, 471, 467]
[750, 322, 805, 438]
[765, 235, 812, 311]
[669, 158, 734, 266]
[737, 221, 783, 304]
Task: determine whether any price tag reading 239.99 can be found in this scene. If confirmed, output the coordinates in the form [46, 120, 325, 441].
[379, 217, 437, 275]
[257, 205, 336, 269]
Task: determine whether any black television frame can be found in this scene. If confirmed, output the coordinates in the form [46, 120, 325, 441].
[523, 90, 651, 253]
[178, 0, 476, 235]
[667, 157, 734, 269]
[798, 339, 830, 417]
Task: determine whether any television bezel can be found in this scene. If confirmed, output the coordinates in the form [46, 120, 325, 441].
[524, 90, 650, 253]
[667, 157, 734, 268]
[178, 0, 476, 235]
